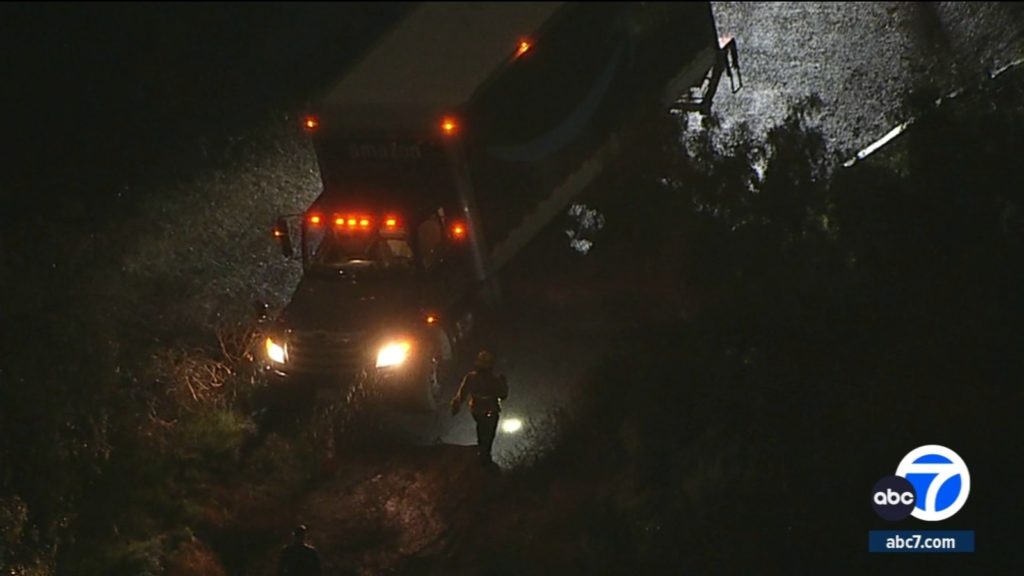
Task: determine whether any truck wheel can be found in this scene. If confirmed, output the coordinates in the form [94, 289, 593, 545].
[409, 356, 441, 413]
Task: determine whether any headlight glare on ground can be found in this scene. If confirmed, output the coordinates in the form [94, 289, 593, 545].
[265, 337, 286, 364]
[376, 340, 411, 368]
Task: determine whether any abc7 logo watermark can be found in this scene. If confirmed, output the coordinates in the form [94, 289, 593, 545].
[872, 445, 970, 522]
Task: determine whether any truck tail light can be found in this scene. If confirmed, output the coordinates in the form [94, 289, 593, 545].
[309, 214, 322, 225]
[303, 115, 319, 131]
[426, 314, 438, 324]
[385, 216, 399, 228]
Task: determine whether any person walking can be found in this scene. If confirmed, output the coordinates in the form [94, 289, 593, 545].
[451, 350, 509, 465]
[278, 525, 322, 576]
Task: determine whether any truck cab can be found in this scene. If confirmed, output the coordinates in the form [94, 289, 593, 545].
[267, 200, 474, 411]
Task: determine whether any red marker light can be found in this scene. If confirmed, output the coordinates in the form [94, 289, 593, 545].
[385, 217, 398, 228]
[303, 115, 319, 131]
[359, 218, 370, 228]
[273, 228, 284, 238]
[515, 39, 532, 58]
[441, 116, 458, 136]
[347, 218, 357, 227]
[426, 315, 438, 324]
[309, 215, 322, 225]
[335, 217, 345, 226]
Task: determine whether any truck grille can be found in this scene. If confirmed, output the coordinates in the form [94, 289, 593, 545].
[287, 330, 368, 377]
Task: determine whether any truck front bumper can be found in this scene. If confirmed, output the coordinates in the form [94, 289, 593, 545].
[263, 364, 416, 402]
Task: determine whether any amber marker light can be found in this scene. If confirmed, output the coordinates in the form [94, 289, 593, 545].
[451, 222, 466, 239]
[515, 39, 532, 58]
[441, 116, 458, 136]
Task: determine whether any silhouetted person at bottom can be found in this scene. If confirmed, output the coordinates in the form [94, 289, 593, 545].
[278, 525, 321, 576]
[451, 350, 509, 465]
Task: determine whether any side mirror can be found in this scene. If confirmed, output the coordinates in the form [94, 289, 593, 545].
[273, 217, 294, 258]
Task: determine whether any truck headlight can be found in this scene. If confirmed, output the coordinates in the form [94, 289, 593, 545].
[265, 337, 286, 364]
[376, 340, 411, 368]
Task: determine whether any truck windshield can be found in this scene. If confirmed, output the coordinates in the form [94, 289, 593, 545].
[308, 229, 415, 275]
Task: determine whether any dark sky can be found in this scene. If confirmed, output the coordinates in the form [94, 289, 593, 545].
[1, 2, 408, 219]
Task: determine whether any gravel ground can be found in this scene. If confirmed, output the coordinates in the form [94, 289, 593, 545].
[710, 2, 1024, 153]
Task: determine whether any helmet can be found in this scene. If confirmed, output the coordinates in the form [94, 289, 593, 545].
[475, 350, 495, 369]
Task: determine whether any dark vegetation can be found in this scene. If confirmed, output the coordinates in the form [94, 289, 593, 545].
[3, 13, 1024, 572]
[1, 115, 321, 574]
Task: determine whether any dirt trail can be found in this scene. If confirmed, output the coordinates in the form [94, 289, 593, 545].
[208, 441, 519, 575]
